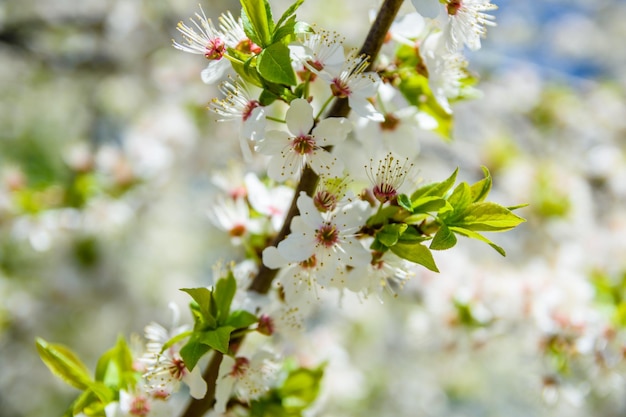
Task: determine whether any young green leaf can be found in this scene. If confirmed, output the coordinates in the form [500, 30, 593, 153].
[274, 0, 304, 30]
[181, 287, 217, 328]
[179, 338, 212, 371]
[214, 272, 237, 324]
[448, 202, 526, 232]
[257, 42, 297, 86]
[397, 194, 413, 212]
[95, 335, 134, 388]
[36, 338, 93, 390]
[240, 0, 274, 47]
[278, 366, 324, 411]
[430, 224, 457, 250]
[469, 166, 492, 202]
[376, 223, 408, 247]
[226, 310, 259, 329]
[449, 226, 507, 256]
[390, 242, 439, 272]
[197, 326, 236, 354]
[411, 168, 458, 200]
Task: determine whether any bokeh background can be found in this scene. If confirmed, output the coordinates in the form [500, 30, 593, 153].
[1, 0, 626, 416]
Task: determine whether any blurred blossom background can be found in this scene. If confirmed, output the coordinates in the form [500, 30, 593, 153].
[1, 0, 626, 416]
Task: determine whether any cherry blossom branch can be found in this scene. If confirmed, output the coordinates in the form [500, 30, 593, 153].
[179, 1, 405, 416]
[249, 0, 405, 294]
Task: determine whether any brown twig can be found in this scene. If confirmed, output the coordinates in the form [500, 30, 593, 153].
[180, 1, 405, 416]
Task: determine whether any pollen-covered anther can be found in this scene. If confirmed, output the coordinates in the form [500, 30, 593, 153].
[315, 223, 339, 248]
[292, 134, 316, 155]
[447, 0, 463, 15]
[367, 153, 413, 203]
[205, 37, 226, 60]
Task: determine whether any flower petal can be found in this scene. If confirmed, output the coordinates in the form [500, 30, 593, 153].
[286, 98, 314, 135]
[184, 364, 208, 399]
[312, 117, 352, 146]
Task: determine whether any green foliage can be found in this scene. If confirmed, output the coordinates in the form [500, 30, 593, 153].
[36, 336, 138, 416]
[179, 271, 258, 369]
[591, 269, 626, 327]
[367, 167, 526, 271]
[249, 364, 325, 417]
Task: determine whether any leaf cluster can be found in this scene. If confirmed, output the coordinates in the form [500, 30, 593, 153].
[367, 167, 526, 272]
[179, 271, 258, 370]
[36, 336, 137, 417]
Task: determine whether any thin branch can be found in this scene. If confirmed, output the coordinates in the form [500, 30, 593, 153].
[180, 1, 405, 416]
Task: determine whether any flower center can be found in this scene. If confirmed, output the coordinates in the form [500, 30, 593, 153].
[314, 190, 337, 213]
[315, 223, 339, 248]
[242, 100, 260, 122]
[169, 357, 187, 381]
[236, 38, 262, 55]
[447, 0, 463, 15]
[205, 37, 226, 60]
[130, 395, 151, 416]
[380, 113, 400, 131]
[330, 78, 351, 98]
[257, 314, 275, 336]
[230, 357, 250, 378]
[299, 254, 317, 269]
[229, 224, 247, 237]
[292, 134, 316, 155]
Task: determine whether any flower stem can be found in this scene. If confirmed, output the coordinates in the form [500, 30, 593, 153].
[179, 1, 405, 416]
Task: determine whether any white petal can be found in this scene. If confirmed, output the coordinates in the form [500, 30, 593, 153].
[263, 246, 289, 269]
[337, 237, 371, 267]
[184, 364, 208, 399]
[308, 149, 344, 178]
[277, 232, 316, 262]
[256, 130, 290, 154]
[201, 59, 230, 84]
[350, 97, 385, 122]
[286, 98, 314, 135]
[312, 118, 352, 146]
[215, 356, 236, 413]
[241, 107, 267, 142]
[295, 193, 323, 228]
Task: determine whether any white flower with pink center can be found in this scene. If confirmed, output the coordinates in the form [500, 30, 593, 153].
[441, 0, 497, 52]
[210, 78, 266, 160]
[256, 99, 352, 181]
[264, 192, 372, 285]
[309, 51, 384, 122]
[244, 173, 294, 231]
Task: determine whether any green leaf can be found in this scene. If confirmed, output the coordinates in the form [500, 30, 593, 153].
[275, 0, 304, 30]
[397, 194, 412, 212]
[366, 205, 400, 227]
[411, 168, 458, 200]
[36, 338, 93, 390]
[469, 166, 492, 203]
[257, 42, 297, 86]
[377, 223, 408, 247]
[197, 326, 235, 354]
[430, 224, 457, 250]
[390, 242, 439, 272]
[272, 15, 297, 43]
[179, 338, 211, 371]
[226, 310, 259, 329]
[278, 366, 324, 411]
[449, 202, 526, 232]
[181, 287, 218, 328]
[446, 182, 473, 214]
[411, 196, 449, 214]
[449, 226, 506, 256]
[214, 272, 237, 324]
[240, 0, 274, 47]
[95, 335, 134, 388]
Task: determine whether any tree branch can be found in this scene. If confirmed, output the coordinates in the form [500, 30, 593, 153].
[180, 1, 405, 416]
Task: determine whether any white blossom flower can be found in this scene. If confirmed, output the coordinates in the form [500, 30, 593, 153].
[309, 51, 384, 121]
[366, 153, 414, 203]
[244, 172, 294, 231]
[290, 30, 345, 81]
[256, 98, 352, 181]
[442, 0, 497, 52]
[264, 192, 372, 287]
[214, 350, 281, 413]
[207, 195, 263, 244]
[422, 33, 468, 113]
[210, 78, 266, 160]
[140, 306, 207, 400]
[345, 249, 415, 298]
[104, 389, 170, 417]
